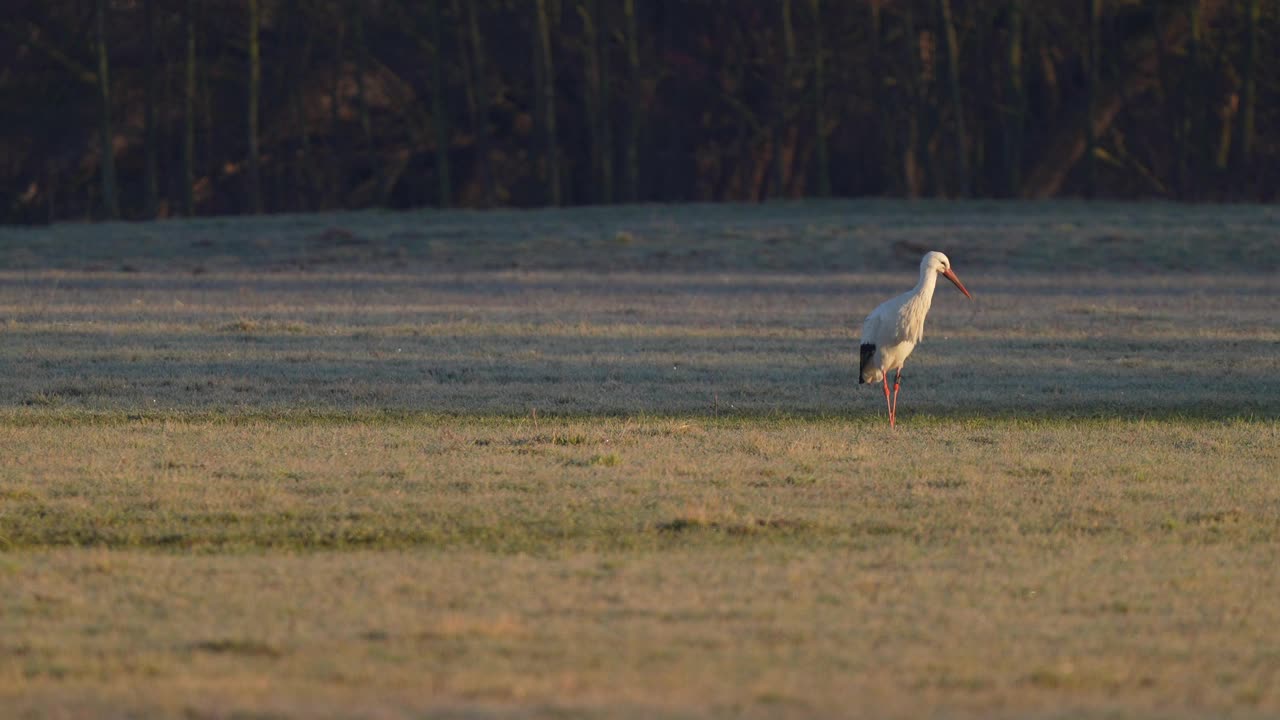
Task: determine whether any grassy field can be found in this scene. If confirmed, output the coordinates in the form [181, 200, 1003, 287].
[1, 201, 1278, 718]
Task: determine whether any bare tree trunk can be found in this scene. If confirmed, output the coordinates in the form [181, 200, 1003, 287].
[1235, 0, 1259, 176]
[535, 0, 560, 206]
[429, 0, 452, 207]
[353, 5, 373, 156]
[623, 0, 640, 201]
[938, 0, 968, 197]
[183, 0, 196, 215]
[1178, 1, 1201, 199]
[289, 0, 313, 211]
[811, 0, 830, 197]
[529, 6, 546, 197]
[331, 16, 343, 136]
[581, 0, 606, 203]
[290, 89, 311, 210]
[450, 0, 492, 206]
[95, 0, 119, 219]
[201, 41, 215, 180]
[329, 9, 346, 205]
[867, 0, 890, 194]
[1004, 0, 1024, 196]
[143, 0, 159, 218]
[247, 0, 264, 213]
[658, 4, 682, 201]
[770, 0, 796, 199]
[1213, 30, 1234, 172]
[1086, 0, 1101, 198]
[902, 5, 924, 198]
[465, 0, 495, 205]
[598, 1, 614, 204]
[969, 4, 991, 196]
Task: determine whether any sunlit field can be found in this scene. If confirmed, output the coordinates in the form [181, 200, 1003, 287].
[2, 201, 1278, 719]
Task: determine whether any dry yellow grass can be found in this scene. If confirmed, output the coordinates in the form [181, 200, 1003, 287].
[2, 202, 1278, 718]
[0, 417, 1277, 551]
[5, 540, 1280, 719]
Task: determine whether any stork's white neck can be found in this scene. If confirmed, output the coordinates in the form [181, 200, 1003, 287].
[912, 264, 939, 301]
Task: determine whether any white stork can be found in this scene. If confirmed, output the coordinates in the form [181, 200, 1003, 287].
[859, 251, 972, 428]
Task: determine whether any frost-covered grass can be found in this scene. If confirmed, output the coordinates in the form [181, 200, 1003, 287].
[1, 269, 1276, 418]
[2, 202, 1278, 718]
[1, 199, 1277, 272]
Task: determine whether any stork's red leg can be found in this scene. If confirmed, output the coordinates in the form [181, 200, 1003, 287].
[891, 369, 902, 426]
[882, 375, 893, 428]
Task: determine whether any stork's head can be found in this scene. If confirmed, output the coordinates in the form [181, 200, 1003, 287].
[922, 251, 973, 299]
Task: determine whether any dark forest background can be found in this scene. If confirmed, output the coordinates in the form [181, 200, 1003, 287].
[1, 0, 1275, 223]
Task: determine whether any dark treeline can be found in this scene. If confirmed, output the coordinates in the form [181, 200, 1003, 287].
[1, 0, 1275, 223]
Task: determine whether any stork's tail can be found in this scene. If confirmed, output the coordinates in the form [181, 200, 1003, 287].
[858, 343, 876, 385]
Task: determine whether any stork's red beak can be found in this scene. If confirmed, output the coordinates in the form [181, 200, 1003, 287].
[942, 268, 972, 299]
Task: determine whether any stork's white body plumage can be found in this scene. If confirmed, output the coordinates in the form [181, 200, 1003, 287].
[859, 251, 972, 427]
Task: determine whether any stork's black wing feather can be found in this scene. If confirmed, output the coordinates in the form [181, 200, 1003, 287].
[859, 343, 876, 384]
